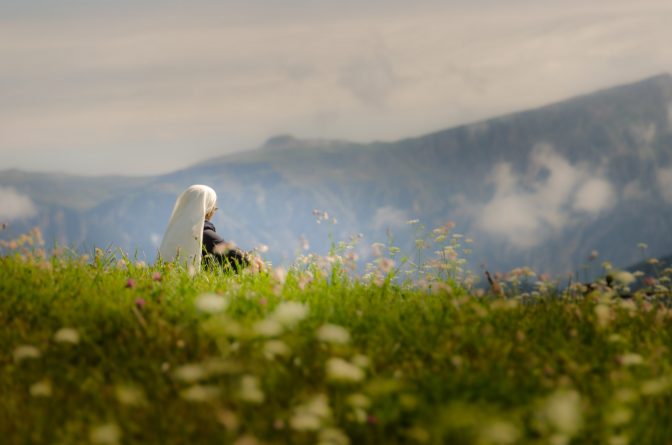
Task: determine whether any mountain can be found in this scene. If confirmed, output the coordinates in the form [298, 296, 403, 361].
[2, 74, 672, 276]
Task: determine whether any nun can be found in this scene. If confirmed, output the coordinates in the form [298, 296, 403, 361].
[158, 184, 262, 272]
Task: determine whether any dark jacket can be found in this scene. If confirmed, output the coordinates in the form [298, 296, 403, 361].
[202, 220, 249, 271]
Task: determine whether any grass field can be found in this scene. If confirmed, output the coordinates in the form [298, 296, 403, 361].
[2, 228, 672, 445]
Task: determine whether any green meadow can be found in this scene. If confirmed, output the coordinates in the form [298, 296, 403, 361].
[2, 228, 672, 445]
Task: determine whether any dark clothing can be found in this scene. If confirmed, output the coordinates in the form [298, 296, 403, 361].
[202, 220, 249, 272]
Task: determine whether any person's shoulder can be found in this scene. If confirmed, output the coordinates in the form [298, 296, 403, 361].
[204, 220, 216, 232]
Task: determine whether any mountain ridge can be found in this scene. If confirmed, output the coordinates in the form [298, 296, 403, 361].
[2, 73, 672, 276]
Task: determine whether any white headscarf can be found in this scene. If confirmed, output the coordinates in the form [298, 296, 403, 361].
[158, 184, 217, 269]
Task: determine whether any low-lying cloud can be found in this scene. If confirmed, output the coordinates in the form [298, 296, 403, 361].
[0, 187, 38, 222]
[475, 144, 616, 248]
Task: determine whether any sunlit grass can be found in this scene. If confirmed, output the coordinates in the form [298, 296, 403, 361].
[2, 227, 672, 444]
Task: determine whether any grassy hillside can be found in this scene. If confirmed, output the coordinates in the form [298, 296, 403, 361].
[2, 228, 672, 444]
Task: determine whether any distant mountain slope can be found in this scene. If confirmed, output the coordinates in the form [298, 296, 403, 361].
[2, 74, 672, 275]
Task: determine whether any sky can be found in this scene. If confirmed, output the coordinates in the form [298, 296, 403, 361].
[2, 0, 672, 176]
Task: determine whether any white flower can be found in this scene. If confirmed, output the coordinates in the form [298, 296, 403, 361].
[542, 390, 582, 436]
[29, 380, 52, 397]
[115, 384, 147, 406]
[90, 423, 121, 445]
[271, 302, 308, 327]
[479, 419, 520, 445]
[613, 271, 635, 285]
[264, 340, 291, 359]
[326, 358, 365, 383]
[619, 353, 644, 366]
[253, 319, 283, 337]
[180, 385, 220, 402]
[238, 375, 264, 404]
[318, 427, 351, 445]
[257, 244, 269, 253]
[290, 394, 331, 431]
[173, 364, 207, 383]
[316, 324, 351, 345]
[13, 345, 41, 362]
[195, 293, 228, 313]
[54, 327, 80, 344]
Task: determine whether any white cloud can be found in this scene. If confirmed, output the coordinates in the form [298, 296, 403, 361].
[0, 187, 38, 221]
[372, 206, 408, 230]
[573, 178, 615, 214]
[475, 144, 615, 247]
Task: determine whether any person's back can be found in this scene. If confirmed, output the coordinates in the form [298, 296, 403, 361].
[158, 184, 262, 273]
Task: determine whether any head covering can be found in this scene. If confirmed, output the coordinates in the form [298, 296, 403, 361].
[158, 184, 217, 269]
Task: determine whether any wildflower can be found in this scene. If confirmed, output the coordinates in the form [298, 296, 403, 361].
[589, 250, 599, 261]
[151, 271, 162, 281]
[29, 380, 52, 397]
[13, 345, 41, 362]
[173, 364, 207, 383]
[116, 259, 128, 270]
[238, 375, 265, 404]
[290, 394, 331, 431]
[371, 242, 385, 257]
[541, 390, 582, 436]
[272, 267, 287, 284]
[125, 278, 136, 289]
[271, 301, 308, 327]
[378, 258, 395, 273]
[54, 327, 80, 344]
[115, 384, 147, 406]
[479, 419, 520, 445]
[299, 235, 310, 251]
[180, 385, 220, 402]
[217, 409, 240, 431]
[613, 271, 635, 285]
[135, 260, 146, 268]
[643, 276, 657, 287]
[195, 293, 228, 313]
[233, 435, 260, 445]
[640, 376, 672, 395]
[618, 353, 644, 366]
[90, 423, 121, 445]
[318, 428, 351, 445]
[326, 358, 365, 383]
[253, 319, 283, 337]
[316, 324, 351, 345]
[135, 298, 146, 309]
[264, 340, 291, 359]
[594, 304, 611, 328]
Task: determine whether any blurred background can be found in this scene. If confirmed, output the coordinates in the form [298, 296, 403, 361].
[2, 0, 672, 276]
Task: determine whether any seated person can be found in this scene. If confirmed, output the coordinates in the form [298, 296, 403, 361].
[158, 184, 262, 272]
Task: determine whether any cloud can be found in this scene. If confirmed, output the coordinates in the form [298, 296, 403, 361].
[339, 47, 398, 106]
[0, 187, 38, 221]
[372, 206, 408, 230]
[1, 0, 672, 174]
[475, 144, 615, 248]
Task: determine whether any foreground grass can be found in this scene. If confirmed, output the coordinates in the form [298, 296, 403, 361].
[2, 252, 672, 445]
